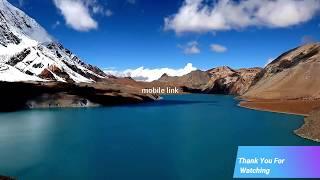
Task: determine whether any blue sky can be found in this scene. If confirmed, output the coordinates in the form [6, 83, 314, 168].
[9, 0, 320, 71]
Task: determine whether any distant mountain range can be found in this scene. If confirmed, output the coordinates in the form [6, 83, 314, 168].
[0, 0, 106, 83]
[155, 66, 263, 95]
[156, 43, 320, 100]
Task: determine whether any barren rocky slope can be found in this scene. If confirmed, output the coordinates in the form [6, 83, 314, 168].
[155, 66, 262, 95]
[203, 66, 262, 95]
[242, 43, 320, 100]
[240, 43, 320, 142]
[156, 70, 211, 93]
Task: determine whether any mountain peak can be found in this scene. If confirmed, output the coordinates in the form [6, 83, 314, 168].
[160, 73, 169, 78]
[0, 1, 106, 83]
[0, 0, 52, 44]
[207, 66, 236, 77]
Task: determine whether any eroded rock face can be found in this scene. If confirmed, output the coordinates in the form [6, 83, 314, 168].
[204, 66, 236, 93]
[230, 68, 264, 95]
[243, 43, 320, 100]
[265, 43, 320, 77]
[203, 67, 262, 95]
[157, 70, 210, 90]
[207, 66, 237, 78]
[49, 65, 74, 83]
[155, 67, 263, 95]
[156, 70, 211, 92]
[39, 68, 56, 80]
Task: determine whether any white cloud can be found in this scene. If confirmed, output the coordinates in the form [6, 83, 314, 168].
[92, 4, 104, 14]
[179, 41, 201, 54]
[104, 63, 197, 82]
[165, 0, 320, 33]
[53, 0, 98, 31]
[91, 3, 113, 17]
[210, 44, 227, 53]
[265, 57, 275, 67]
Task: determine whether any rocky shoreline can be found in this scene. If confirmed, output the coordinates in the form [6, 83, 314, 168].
[236, 43, 320, 142]
[0, 80, 158, 112]
[238, 99, 320, 116]
[239, 98, 320, 142]
[295, 110, 320, 142]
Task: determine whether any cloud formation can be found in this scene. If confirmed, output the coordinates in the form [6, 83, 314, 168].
[53, 0, 113, 31]
[210, 44, 227, 53]
[91, 3, 113, 17]
[179, 41, 201, 54]
[165, 0, 320, 33]
[53, 0, 98, 31]
[104, 63, 197, 82]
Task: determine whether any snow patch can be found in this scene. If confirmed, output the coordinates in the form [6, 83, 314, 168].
[0, 63, 43, 82]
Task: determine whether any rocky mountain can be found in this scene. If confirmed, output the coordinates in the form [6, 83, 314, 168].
[156, 66, 262, 95]
[0, 0, 106, 83]
[242, 43, 320, 100]
[157, 70, 211, 91]
[0, 0, 160, 111]
[203, 66, 262, 95]
[238, 43, 320, 142]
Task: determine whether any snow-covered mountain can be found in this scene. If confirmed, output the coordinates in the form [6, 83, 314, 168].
[0, 0, 106, 82]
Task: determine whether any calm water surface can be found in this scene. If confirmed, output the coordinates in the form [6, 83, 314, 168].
[0, 95, 316, 179]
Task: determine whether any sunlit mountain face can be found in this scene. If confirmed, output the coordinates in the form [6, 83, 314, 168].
[0, 0, 106, 82]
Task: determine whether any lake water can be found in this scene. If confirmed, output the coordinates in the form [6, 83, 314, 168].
[0, 95, 316, 179]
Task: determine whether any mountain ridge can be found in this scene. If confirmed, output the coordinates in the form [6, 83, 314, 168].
[242, 42, 320, 100]
[0, 0, 106, 83]
[155, 66, 263, 95]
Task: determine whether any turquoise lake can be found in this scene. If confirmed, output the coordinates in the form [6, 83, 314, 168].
[0, 95, 317, 179]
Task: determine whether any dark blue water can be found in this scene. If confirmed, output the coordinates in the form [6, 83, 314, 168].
[0, 95, 316, 179]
